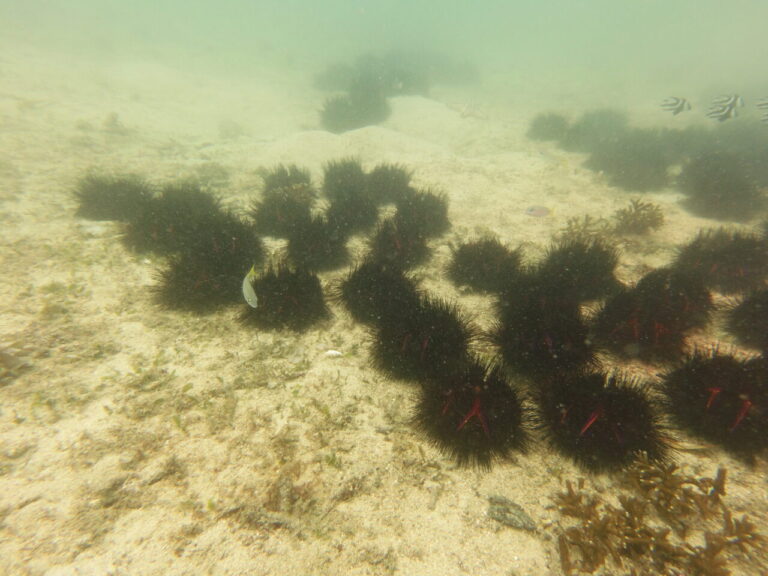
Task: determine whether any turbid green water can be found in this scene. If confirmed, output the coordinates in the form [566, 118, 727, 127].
[1, 3, 768, 576]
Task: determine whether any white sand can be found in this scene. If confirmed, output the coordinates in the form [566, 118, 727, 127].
[1, 44, 767, 576]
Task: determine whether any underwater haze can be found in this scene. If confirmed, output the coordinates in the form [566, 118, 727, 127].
[2, 0, 768, 95]
[3, 1, 768, 575]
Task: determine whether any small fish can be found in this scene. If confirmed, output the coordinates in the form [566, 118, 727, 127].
[706, 94, 743, 122]
[761, 112, 768, 124]
[706, 104, 739, 122]
[241, 264, 259, 308]
[707, 106, 739, 122]
[756, 97, 768, 110]
[711, 94, 744, 108]
[661, 97, 691, 115]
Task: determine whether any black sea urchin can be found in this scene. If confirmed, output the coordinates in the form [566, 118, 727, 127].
[673, 228, 768, 294]
[74, 173, 153, 221]
[414, 359, 527, 468]
[154, 213, 263, 312]
[662, 350, 768, 459]
[320, 83, 391, 134]
[526, 112, 570, 142]
[240, 261, 329, 331]
[323, 158, 379, 234]
[252, 164, 317, 238]
[286, 213, 350, 272]
[335, 259, 421, 326]
[123, 180, 224, 254]
[678, 151, 764, 222]
[371, 295, 475, 383]
[593, 268, 713, 362]
[394, 188, 450, 239]
[538, 371, 668, 471]
[447, 237, 522, 293]
[584, 128, 673, 192]
[494, 276, 595, 376]
[559, 108, 629, 153]
[366, 163, 413, 204]
[726, 289, 768, 351]
[536, 237, 620, 302]
[368, 218, 430, 270]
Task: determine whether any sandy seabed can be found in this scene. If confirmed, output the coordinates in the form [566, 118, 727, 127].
[1, 44, 767, 576]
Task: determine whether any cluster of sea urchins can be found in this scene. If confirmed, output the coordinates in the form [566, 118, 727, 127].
[333, 172, 531, 469]
[438, 226, 768, 470]
[76, 165, 768, 471]
[527, 109, 768, 220]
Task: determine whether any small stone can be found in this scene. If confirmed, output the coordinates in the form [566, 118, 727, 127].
[487, 495, 536, 532]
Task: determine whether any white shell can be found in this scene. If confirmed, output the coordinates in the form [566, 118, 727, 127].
[323, 350, 343, 358]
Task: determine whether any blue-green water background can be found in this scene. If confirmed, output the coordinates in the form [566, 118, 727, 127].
[3, 0, 767, 96]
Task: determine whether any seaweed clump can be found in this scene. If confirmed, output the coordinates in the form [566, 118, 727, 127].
[553, 456, 766, 575]
[556, 215, 613, 243]
[613, 199, 665, 235]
